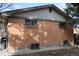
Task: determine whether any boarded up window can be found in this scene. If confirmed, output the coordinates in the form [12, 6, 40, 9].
[59, 22, 66, 29]
[25, 19, 37, 27]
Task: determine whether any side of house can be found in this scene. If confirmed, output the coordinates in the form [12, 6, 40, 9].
[5, 7, 74, 53]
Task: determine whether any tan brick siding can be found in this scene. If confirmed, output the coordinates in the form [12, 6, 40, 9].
[7, 18, 73, 52]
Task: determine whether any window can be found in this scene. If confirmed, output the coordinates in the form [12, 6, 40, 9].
[59, 22, 66, 29]
[31, 43, 40, 50]
[49, 7, 52, 13]
[25, 19, 37, 27]
[63, 40, 69, 46]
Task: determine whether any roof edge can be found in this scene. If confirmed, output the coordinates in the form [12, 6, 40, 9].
[1, 4, 71, 20]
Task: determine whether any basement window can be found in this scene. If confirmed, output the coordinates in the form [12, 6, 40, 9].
[25, 19, 37, 27]
[59, 22, 66, 29]
[63, 40, 69, 46]
[31, 43, 40, 50]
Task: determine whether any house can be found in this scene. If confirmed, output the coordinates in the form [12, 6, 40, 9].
[0, 4, 74, 53]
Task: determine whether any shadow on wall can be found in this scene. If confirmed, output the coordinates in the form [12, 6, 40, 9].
[7, 20, 73, 50]
[8, 21, 52, 49]
[64, 24, 74, 46]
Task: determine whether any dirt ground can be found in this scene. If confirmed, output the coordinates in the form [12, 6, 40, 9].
[14, 47, 79, 56]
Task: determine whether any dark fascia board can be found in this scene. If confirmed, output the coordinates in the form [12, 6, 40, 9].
[2, 4, 71, 20]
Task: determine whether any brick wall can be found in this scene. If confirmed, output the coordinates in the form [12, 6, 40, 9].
[7, 18, 73, 52]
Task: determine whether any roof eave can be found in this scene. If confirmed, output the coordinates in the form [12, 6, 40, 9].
[1, 4, 71, 20]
